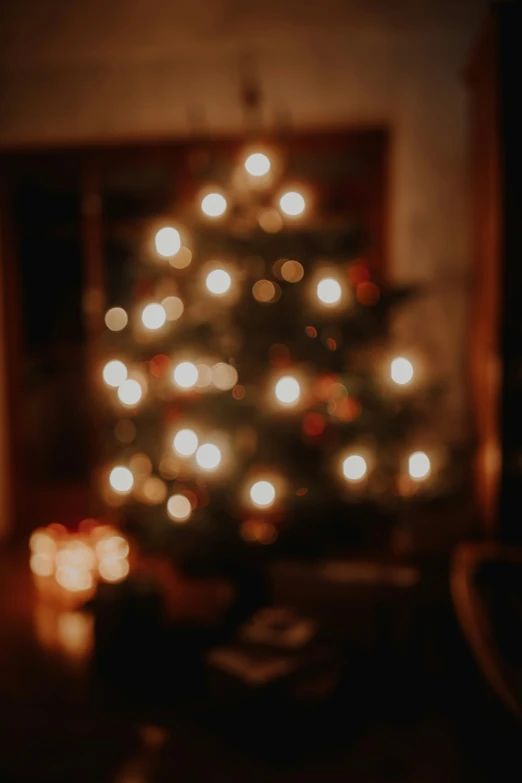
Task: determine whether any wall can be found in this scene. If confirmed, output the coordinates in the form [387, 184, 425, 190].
[0, 0, 487, 445]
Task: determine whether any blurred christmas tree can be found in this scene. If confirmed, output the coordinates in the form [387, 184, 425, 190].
[97, 143, 446, 567]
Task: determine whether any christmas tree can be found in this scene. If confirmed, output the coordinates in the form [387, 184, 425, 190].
[98, 143, 439, 569]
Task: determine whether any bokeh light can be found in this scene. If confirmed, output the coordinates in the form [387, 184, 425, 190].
[195, 363, 213, 388]
[245, 152, 271, 176]
[141, 476, 167, 504]
[167, 494, 192, 522]
[212, 363, 238, 390]
[105, 307, 128, 331]
[102, 360, 127, 388]
[56, 567, 93, 592]
[155, 226, 181, 257]
[206, 269, 231, 295]
[129, 452, 152, 477]
[275, 376, 301, 406]
[279, 191, 305, 217]
[281, 260, 305, 283]
[250, 480, 276, 508]
[258, 209, 283, 233]
[109, 466, 134, 493]
[201, 192, 227, 218]
[30, 552, 54, 577]
[253, 280, 276, 303]
[342, 455, 367, 481]
[173, 428, 199, 457]
[29, 530, 57, 556]
[391, 357, 414, 386]
[96, 535, 129, 560]
[356, 281, 380, 306]
[196, 443, 222, 471]
[141, 303, 166, 330]
[169, 247, 192, 269]
[173, 361, 198, 389]
[115, 419, 136, 443]
[408, 451, 431, 480]
[240, 520, 278, 545]
[161, 296, 184, 321]
[99, 557, 130, 583]
[317, 278, 342, 305]
[117, 378, 142, 406]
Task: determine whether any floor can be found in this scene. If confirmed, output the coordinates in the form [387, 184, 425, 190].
[0, 548, 518, 783]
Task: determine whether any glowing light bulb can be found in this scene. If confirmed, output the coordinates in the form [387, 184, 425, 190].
[117, 379, 142, 406]
[408, 451, 431, 480]
[206, 269, 231, 295]
[275, 376, 300, 406]
[173, 428, 199, 457]
[173, 361, 198, 389]
[167, 494, 192, 522]
[201, 193, 227, 218]
[105, 307, 128, 331]
[279, 191, 305, 217]
[317, 278, 342, 305]
[109, 466, 134, 493]
[103, 360, 127, 388]
[30, 552, 54, 577]
[29, 530, 57, 556]
[245, 152, 271, 177]
[155, 226, 181, 257]
[56, 567, 93, 592]
[342, 455, 367, 481]
[99, 556, 130, 583]
[250, 480, 276, 508]
[391, 357, 414, 386]
[141, 303, 166, 330]
[95, 535, 129, 560]
[196, 443, 221, 471]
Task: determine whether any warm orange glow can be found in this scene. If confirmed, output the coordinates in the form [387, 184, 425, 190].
[117, 378, 143, 406]
[408, 451, 431, 480]
[57, 612, 93, 657]
[206, 269, 232, 295]
[155, 226, 181, 257]
[29, 530, 57, 556]
[141, 303, 166, 330]
[173, 428, 199, 457]
[195, 443, 221, 471]
[173, 361, 198, 389]
[240, 520, 278, 545]
[279, 191, 305, 217]
[99, 556, 130, 583]
[250, 480, 276, 508]
[252, 280, 276, 303]
[105, 307, 128, 331]
[30, 552, 54, 577]
[55, 566, 93, 592]
[391, 357, 414, 386]
[109, 466, 134, 493]
[161, 296, 184, 321]
[212, 363, 238, 390]
[317, 278, 342, 305]
[342, 455, 367, 481]
[167, 494, 192, 522]
[55, 542, 96, 570]
[102, 360, 127, 388]
[95, 535, 130, 560]
[141, 476, 167, 504]
[201, 192, 227, 218]
[169, 247, 192, 269]
[281, 260, 304, 283]
[245, 152, 271, 176]
[258, 209, 283, 233]
[275, 376, 300, 406]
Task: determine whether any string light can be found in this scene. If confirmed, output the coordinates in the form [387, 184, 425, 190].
[117, 378, 142, 406]
[342, 455, 367, 481]
[196, 443, 221, 471]
[141, 303, 166, 330]
[105, 307, 128, 331]
[173, 361, 198, 389]
[275, 376, 301, 406]
[167, 494, 192, 522]
[102, 360, 127, 388]
[109, 466, 134, 493]
[408, 451, 431, 480]
[155, 227, 181, 257]
[173, 429, 199, 457]
[391, 357, 414, 386]
[250, 480, 276, 508]
[279, 191, 306, 217]
[245, 153, 271, 177]
[201, 192, 227, 218]
[317, 278, 342, 305]
[206, 269, 231, 295]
